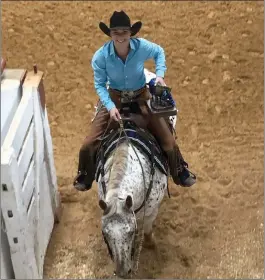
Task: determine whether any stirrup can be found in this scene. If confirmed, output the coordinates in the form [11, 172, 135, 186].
[73, 171, 92, 191]
[74, 182, 91, 191]
[179, 167, 196, 187]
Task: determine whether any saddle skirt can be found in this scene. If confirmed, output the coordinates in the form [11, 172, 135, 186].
[95, 122, 168, 182]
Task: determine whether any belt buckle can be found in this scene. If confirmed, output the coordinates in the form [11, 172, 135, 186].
[121, 90, 135, 99]
[121, 90, 135, 104]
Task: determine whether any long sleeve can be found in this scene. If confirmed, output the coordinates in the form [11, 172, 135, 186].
[140, 38, 167, 78]
[91, 50, 115, 111]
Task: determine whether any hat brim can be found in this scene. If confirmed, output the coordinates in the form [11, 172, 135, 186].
[99, 21, 142, 37]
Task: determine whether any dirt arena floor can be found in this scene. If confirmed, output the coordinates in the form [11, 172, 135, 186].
[2, 1, 264, 279]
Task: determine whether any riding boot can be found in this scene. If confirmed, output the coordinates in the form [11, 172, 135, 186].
[165, 145, 196, 187]
[73, 147, 96, 191]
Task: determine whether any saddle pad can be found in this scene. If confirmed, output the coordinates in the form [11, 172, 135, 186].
[95, 123, 168, 182]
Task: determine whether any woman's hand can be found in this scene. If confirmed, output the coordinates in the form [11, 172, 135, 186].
[109, 107, 121, 122]
[155, 76, 166, 86]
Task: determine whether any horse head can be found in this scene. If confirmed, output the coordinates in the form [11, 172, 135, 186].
[99, 195, 137, 278]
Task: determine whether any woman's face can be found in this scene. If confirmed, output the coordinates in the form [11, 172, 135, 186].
[110, 29, 131, 46]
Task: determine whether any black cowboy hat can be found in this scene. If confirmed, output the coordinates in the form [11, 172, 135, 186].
[99, 10, 142, 37]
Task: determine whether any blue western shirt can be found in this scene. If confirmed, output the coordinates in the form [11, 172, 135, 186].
[91, 38, 167, 111]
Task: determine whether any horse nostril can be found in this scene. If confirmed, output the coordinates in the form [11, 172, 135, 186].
[128, 269, 132, 274]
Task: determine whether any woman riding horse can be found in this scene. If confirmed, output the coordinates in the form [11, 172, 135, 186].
[73, 10, 196, 191]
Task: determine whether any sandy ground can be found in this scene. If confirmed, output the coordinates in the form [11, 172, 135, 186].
[2, 1, 264, 279]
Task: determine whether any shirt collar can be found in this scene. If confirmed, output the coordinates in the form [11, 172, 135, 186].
[129, 39, 135, 51]
[110, 39, 135, 56]
[110, 41, 115, 56]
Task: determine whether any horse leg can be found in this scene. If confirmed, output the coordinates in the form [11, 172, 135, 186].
[143, 208, 158, 249]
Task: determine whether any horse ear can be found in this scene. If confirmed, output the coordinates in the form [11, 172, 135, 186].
[125, 195, 133, 209]
[99, 199, 108, 211]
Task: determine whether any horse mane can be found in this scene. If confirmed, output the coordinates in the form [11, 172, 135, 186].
[102, 141, 131, 218]
[108, 141, 129, 191]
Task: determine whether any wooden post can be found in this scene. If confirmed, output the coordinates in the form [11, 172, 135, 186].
[1, 57, 6, 74]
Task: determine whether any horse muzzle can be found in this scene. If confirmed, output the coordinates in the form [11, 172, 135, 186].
[114, 268, 132, 279]
[114, 259, 132, 279]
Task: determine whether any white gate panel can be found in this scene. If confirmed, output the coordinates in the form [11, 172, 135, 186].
[1, 67, 61, 279]
[2, 90, 34, 207]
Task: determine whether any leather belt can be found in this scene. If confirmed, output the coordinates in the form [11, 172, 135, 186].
[109, 86, 146, 99]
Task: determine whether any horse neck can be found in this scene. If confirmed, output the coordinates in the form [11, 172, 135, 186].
[104, 141, 148, 209]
